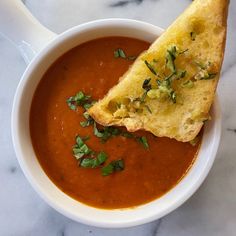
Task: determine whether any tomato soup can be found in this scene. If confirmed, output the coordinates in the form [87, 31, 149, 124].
[30, 37, 200, 209]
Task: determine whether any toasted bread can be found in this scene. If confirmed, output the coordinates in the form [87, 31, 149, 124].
[89, 0, 228, 142]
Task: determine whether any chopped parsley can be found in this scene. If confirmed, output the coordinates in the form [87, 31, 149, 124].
[190, 31, 197, 41]
[170, 90, 177, 103]
[73, 136, 92, 160]
[80, 152, 107, 168]
[102, 159, 124, 176]
[93, 123, 149, 148]
[114, 48, 137, 61]
[67, 90, 151, 176]
[80, 111, 94, 127]
[166, 46, 178, 73]
[142, 78, 152, 92]
[138, 136, 149, 149]
[195, 61, 208, 70]
[67, 91, 90, 110]
[176, 70, 187, 79]
[144, 46, 188, 103]
[182, 80, 194, 88]
[72, 135, 108, 170]
[144, 60, 157, 75]
[94, 123, 121, 142]
[194, 61, 217, 80]
[199, 72, 217, 80]
[144, 105, 152, 114]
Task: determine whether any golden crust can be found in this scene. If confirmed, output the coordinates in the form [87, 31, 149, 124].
[88, 0, 229, 142]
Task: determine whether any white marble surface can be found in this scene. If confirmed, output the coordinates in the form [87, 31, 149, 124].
[0, 0, 235, 235]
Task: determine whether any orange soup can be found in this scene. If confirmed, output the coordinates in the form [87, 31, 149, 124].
[30, 37, 200, 209]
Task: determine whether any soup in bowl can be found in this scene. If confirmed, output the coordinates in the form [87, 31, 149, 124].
[12, 19, 221, 228]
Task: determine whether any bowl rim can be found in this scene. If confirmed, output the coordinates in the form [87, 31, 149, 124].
[11, 18, 222, 228]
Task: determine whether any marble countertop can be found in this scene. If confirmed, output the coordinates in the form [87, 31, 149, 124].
[0, 0, 235, 235]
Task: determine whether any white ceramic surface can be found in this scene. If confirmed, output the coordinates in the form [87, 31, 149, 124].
[0, 0, 235, 235]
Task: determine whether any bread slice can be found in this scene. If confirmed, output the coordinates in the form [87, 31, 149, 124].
[88, 0, 228, 142]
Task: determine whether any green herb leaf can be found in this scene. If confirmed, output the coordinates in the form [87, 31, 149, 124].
[176, 70, 186, 79]
[127, 56, 137, 61]
[94, 123, 121, 142]
[101, 163, 114, 176]
[111, 159, 124, 171]
[142, 78, 152, 91]
[156, 77, 177, 103]
[121, 132, 135, 138]
[114, 48, 126, 58]
[170, 90, 177, 103]
[80, 151, 107, 168]
[67, 91, 91, 110]
[114, 48, 137, 61]
[195, 61, 207, 70]
[199, 72, 217, 80]
[190, 31, 197, 41]
[83, 103, 92, 110]
[102, 159, 124, 176]
[144, 105, 152, 114]
[138, 136, 149, 149]
[182, 80, 194, 88]
[144, 60, 157, 75]
[166, 46, 178, 73]
[80, 121, 89, 127]
[80, 111, 94, 127]
[140, 91, 148, 103]
[73, 136, 92, 160]
[94, 123, 104, 138]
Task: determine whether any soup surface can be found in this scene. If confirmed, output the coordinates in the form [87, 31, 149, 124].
[30, 37, 200, 209]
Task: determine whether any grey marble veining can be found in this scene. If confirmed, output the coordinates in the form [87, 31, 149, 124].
[0, 0, 235, 235]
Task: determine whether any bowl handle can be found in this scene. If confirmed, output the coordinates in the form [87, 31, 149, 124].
[0, 0, 56, 64]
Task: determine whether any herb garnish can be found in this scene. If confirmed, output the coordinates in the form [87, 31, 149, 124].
[114, 48, 137, 61]
[67, 91, 96, 127]
[72, 135, 125, 176]
[102, 159, 124, 176]
[93, 123, 149, 148]
[170, 90, 177, 103]
[144, 60, 157, 75]
[138, 136, 149, 149]
[72, 135, 108, 169]
[67, 91, 90, 110]
[190, 31, 197, 41]
[182, 80, 194, 88]
[140, 78, 152, 104]
[142, 78, 152, 91]
[93, 123, 121, 142]
[144, 46, 188, 103]
[68, 91, 151, 176]
[166, 46, 179, 73]
[144, 105, 152, 114]
[80, 152, 107, 168]
[194, 61, 217, 80]
[73, 136, 92, 160]
[199, 72, 217, 80]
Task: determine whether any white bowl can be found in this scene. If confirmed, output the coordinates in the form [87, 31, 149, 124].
[10, 18, 221, 228]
